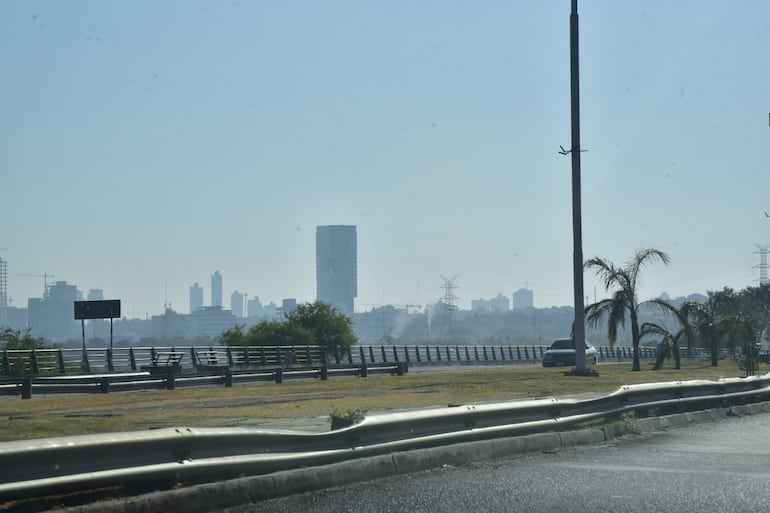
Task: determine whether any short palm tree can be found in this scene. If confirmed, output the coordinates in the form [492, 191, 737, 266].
[585, 248, 672, 371]
[680, 293, 755, 367]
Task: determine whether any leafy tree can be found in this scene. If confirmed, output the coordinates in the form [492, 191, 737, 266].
[219, 301, 357, 353]
[585, 248, 674, 371]
[284, 301, 357, 353]
[0, 328, 46, 350]
[218, 324, 248, 346]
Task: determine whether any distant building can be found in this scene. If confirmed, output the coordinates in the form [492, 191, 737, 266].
[4, 306, 27, 331]
[231, 290, 244, 318]
[211, 271, 222, 307]
[247, 296, 263, 318]
[192, 306, 237, 338]
[281, 298, 297, 315]
[150, 308, 194, 340]
[87, 289, 104, 301]
[513, 288, 534, 310]
[471, 294, 510, 313]
[316, 225, 357, 317]
[27, 281, 79, 340]
[189, 282, 204, 313]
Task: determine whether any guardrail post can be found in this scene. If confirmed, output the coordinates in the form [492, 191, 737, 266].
[393, 346, 399, 362]
[516, 346, 521, 360]
[227, 347, 235, 367]
[165, 370, 176, 390]
[360, 361, 368, 378]
[474, 346, 479, 361]
[21, 377, 32, 399]
[57, 349, 66, 374]
[359, 346, 366, 364]
[456, 346, 461, 361]
[107, 349, 114, 372]
[99, 377, 110, 394]
[435, 346, 441, 362]
[395, 362, 406, 376]
[464, 346, 470, 361]
[2, 350, 9, 375]
[224, 370, 233, 387]
[415, 346, 421, 362]
[369, 346, 376, 363]
[275, 368, 283, 384]
[129, 347, 137, 371]
[380, 346, 386, 363]
[482, 346, 488, 361]
[320, 365, 328, 380]
[446, 346, 451, 361]
[31, 351, 40, 375]
[524, 347, 530, 360]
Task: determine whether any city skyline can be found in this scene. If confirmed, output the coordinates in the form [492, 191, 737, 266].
[3, 2, 769, 318]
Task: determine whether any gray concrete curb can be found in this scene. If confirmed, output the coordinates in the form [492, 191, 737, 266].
[50, 401, 770, 513]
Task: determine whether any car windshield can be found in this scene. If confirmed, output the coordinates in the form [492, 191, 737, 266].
[551, 340, 574, 350]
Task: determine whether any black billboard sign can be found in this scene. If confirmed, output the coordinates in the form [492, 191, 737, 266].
[74, 300, 121, 320]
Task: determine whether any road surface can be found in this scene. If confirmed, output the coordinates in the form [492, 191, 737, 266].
[220, 412, 770, 513]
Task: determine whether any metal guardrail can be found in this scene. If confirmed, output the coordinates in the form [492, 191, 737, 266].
[0, 362, 408, 399]
[2, 373, 769, 502]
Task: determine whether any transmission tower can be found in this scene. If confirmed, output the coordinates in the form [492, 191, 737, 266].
[439, 274, 458, 339]
[755, 244, 770, 285]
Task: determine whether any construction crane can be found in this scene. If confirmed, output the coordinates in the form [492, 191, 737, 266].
[16, 273, 55, 298]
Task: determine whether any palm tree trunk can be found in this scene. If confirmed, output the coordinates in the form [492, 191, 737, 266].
[709, 334, 719, 367]
[631, 311, 641, 371]
[673, 343, 681, 370]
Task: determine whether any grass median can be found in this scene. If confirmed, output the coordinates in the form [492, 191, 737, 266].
[0, 362, 754, 442]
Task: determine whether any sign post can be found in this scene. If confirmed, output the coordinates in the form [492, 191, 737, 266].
[74, 300, 121, 371]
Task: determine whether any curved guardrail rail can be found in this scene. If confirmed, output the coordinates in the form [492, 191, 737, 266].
[2, 373, 770, 502]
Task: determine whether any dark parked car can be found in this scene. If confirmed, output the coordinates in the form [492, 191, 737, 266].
[542, 338, 598, 367]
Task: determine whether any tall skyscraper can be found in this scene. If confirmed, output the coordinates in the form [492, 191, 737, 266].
[189, 282, 204, 313]
[231, 290, 244, 318]
[316, 225, 357, 317]
[211, 271, 222, 307]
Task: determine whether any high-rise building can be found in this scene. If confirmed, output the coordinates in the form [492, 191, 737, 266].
[513, 288, 534, 310]
[281, 297, 297, 315]
[316, 225, 357, 317]
[231, 290, 244, 318]
[189, 282, 204, 313]
[247, 296, 263, 318]
[211, 271, 222, 307]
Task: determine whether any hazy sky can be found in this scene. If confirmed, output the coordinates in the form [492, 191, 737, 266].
[2, 1, 769, 318]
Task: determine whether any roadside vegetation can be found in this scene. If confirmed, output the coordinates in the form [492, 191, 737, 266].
[0, 361, 751, 442]
[586, 248, 770, 372]
[218, 300, 357, 354]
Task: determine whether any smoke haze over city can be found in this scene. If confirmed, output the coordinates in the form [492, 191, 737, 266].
[2, 1, 769, 319]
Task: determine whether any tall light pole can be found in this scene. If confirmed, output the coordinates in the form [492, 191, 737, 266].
[569, 0, 588, 374]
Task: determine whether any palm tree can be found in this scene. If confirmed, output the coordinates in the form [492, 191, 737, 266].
[585, 248, 672, 371]
[680, 290, 755, 367]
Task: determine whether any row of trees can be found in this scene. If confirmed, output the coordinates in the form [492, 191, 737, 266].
[586, 248, 768, 371]
[218, 300, 358, 354]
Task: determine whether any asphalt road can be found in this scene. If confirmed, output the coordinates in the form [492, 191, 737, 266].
[220, 413, 770, 513]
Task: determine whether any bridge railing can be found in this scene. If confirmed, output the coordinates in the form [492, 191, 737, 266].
[0, 344, 714, 377]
